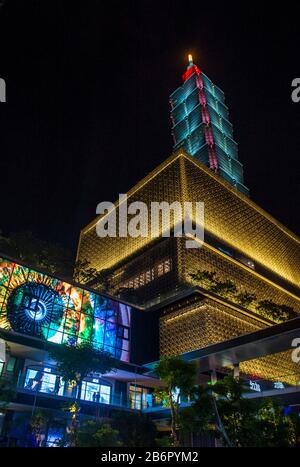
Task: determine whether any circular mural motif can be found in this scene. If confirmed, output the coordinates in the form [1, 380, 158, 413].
[7, 282, 65, 338]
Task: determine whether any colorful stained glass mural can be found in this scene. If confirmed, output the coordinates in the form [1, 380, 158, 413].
[0, 257, 131, 362]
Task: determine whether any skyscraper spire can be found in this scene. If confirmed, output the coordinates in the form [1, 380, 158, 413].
[188, 54, 193, 67]
[169, 54, 249, 196]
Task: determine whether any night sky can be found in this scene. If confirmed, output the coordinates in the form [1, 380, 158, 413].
[0, 1, 299, 253]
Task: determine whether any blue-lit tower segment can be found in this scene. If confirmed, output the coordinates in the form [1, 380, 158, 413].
[170, 55, 249, 196]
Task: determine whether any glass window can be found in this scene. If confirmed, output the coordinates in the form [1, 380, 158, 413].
[104, 344, 115, 356]
[67, 287, 83, 312]
[24, 368, 62, 395]
[57, 377, 65, 396]
[62, 333, 77, 346]
[6, 357, 16, 372]
[47, 330, 63, 344]
[129, 385, 150, 410]
[81, 381, 111, 404]
[40, 372, 57, 394]
[122, 340, 129, 351]
[164, 259, 171, 273]
[104, 322, 117, 347]
[120, 350, 129, 363]
[92, 318, 105, 347]
[64, 310, 80, 336]
[106, 307, 117, 322]
[79, 313, 93, 341]
[46, 428, 64, 447]
[0, 256, 131, 363]
[99, 385, 111, 404]
[81, 291, 95, 315]
[157, 263, 164, 277]
[81, 381, 100, 402]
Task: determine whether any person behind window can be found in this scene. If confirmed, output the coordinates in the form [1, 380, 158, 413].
[25, 377, 35, 390]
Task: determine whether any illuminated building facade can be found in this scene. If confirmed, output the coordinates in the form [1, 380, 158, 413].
[0, 256, 158, 446]
[0, 256, 131, 363]
[1, 57, 300, 445]
[77, 149, 300, 384]
[170, 55, 249, 195]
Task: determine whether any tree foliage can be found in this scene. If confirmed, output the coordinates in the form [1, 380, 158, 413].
[209, 376, 296, 447]
[210, 279, 237, 297]
[179, 385, 215, 439]
[154, 356, 196, 447]
[189, 270, 217, 288]
[190, 269, 297, 323]
[0, 230, 73, 277]
[48, 342, 116, 400]
[164, 374, 296, 447]
[111, 411, 157, 447]
[235, 291, 256, 307]
[30, 408, 65, 447]
[75, 420, 121, 447]
[256, 300, 297, 323]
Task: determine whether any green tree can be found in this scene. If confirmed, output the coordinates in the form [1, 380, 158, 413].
[48, 343, 116, 402]
[189, 270, 217, 289]
[48, 342, 116, 444]
[256, 399, 296, 447]
[154, 356, 196, 447]
[75, 420, 121, 447]
[256, 300, 296, 323]
[210, 279, 237, 297]
[0, 230, 73, 277]
[211, 376, 296, 447]
[30, 408, 65, 447]
[73, 259, 97, 283]
[73, 259, 111, 291]
[235, 291, 256, 308]
[189, 270, 237, 299]
[179, 385, 215, 442]
[112, 411, 157, 447]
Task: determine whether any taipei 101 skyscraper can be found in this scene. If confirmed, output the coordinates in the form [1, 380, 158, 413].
[170, 55, 249, 196]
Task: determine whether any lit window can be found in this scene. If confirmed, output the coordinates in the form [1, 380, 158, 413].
[157, 263, 164, 277]
[99, 385, 111, 404]
[129, 385, 149, 410]
[145, 270, 151, 283]
[139, 273, 145, 286]
[80, 381, 111, 404]
[24, 368, 59, 394]
[164, 259, 171, 273]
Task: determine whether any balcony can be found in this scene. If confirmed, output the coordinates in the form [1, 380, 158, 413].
[0, 364, 158, 414]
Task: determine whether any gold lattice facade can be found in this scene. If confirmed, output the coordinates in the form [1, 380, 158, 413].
[78, 150, 300, 290]
[77, 150, 300, 379]
[160, 296, 299, 383]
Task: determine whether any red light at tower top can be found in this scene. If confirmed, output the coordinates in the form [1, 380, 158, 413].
[182, 54, 201, 82]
